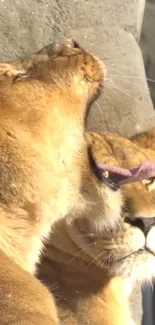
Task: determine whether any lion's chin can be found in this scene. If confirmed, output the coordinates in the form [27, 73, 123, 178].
[109, 250, 155, 283]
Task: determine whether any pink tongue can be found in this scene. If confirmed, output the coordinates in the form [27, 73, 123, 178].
[97, 160, 155, 186]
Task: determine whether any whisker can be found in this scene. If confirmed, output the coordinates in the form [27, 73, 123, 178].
[106, 66, 128, 75]
[106, 80, 140, 104]
[86, 250, 112, 270]
[105, 83, 121, 99]
[67, 246, 84, 265]
[75, 233, 95, 239]
[100, 52, 129, 61]
[110, 63, 133, 69]
[107, 75, 155, 83]
[50, 282, 59, 290]
[85, 251, 105, 269]
[106, 77, 149, 95]
[95, 101, 103, 114]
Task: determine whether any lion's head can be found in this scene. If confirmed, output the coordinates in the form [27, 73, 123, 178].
[0, 39, 104, 128]
[38, 129, 155, 325]
[67, 130, 155, 282]
[42, 129, 155, 286]
[0, 39, 105, 274]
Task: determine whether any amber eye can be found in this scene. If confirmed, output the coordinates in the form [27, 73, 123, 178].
[143, 178, 155, 191]
[103, 170, 109, 178]
[84, 75, 92, 82]
[13, 72, 29, 83]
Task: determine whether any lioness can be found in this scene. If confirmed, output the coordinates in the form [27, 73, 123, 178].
[39, 128, 155, 325]
[0, 39, 105, 324]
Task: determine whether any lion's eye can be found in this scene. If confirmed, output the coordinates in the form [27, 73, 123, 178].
[84, 75, 92, 82]
[143, 178, 155, 191]
[13, 73, 29, 83]
[103, 170, 109, 178]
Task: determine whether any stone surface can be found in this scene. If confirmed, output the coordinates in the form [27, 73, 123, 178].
[139, 3, 155, 325]
[142, 285, 154, 325]
[131, 283, 143, 324]
[0, 1, 154, 137]
[140, 0, 155, 107]
[0, 0, 152, 139]
[0, 0, 146, 63]
[68, 25, 155, 137]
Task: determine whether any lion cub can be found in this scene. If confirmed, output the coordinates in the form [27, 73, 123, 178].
[0, 39, 105, 324]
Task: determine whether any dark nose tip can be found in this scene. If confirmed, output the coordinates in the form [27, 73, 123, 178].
[71, 39, 80, 48]
[53, 39, 80, 54]
[126, 216, 155, 236]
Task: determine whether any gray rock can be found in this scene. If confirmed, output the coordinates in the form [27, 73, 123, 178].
[0, 0, 145, 63]
[0, 0, 152, 139]
[140, 0, 155, 107]
[68, 26, 155, 137]
[131, 283, 143, 324]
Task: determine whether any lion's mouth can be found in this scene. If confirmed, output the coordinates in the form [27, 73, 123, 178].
[97, 160, 155, 191]
[117, 248, 145, 262]
[116, 247, 155, 264]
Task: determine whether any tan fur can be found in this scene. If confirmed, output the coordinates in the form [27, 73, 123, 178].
[0, 39, 105, 324]
[39, 128, 155, 325]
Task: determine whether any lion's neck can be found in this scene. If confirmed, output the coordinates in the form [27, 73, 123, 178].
[39, 255, 135, 325]
[0, 205, 54, 274]
[66, 141, 123, 236]
[0, 119, 85, 275]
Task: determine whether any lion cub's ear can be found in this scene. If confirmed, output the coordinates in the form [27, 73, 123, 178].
[0, 63, 28, 82]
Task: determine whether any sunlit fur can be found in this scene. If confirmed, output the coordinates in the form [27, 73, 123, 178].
[0, 39, 105, 325]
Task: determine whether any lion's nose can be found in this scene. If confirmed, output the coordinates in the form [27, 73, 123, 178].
[54, 39, 80, 54]
[126, 216, 155, 236]
[71, 39, 80, 48]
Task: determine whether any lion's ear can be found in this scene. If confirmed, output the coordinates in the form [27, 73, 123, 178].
[34, 39, 72, 61]
[34, 43, 57, 63]
[35, 43, 56, 56]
